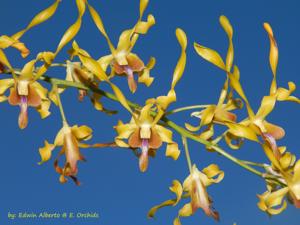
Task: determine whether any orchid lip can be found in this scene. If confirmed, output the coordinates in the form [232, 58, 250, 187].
[18, 95, 28, 129]
[124, 65, 133, 76]
[141, 138, 149, 152]
[139, 138, 149, 172]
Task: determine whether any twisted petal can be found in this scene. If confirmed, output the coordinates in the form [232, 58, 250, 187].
[37, 99, 51, 119]
[201, 164, 224, 186]
[257, 187, 288, 215]
[71, 125, 93, 141]
[263, 23, 278, 95]
[169, 180, 183, 205]
[194, 42, 225, 70]
[0, 35, 30, 58]
[276, 82, 300, 103]
[256, 95, 276, 120]
[219, 15, 234, 71]
[166, 143, 180, 160]
[38, 141, 55, 165]
[148, 199, 177, 219]
[138, 57, 155, 86]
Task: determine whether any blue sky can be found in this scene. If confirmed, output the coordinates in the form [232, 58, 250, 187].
[0, 0, 299, 225]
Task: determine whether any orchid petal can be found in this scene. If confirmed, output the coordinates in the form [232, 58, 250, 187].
[0, 79, 14, 95]
[220, 15, 234, 71]
[226, 122, 259, 142]
[166, 143, 180, 160]
[169, 180, 183, 205]
[38, 141, 55, 165]
[194, 43, 226, 70]
[264, 23, 278, 95]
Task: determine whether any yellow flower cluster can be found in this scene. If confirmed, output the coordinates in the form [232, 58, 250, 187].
[0, 0, 299, 224]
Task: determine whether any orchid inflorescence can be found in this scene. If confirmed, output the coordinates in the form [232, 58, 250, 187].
[0, 0, 299, 224]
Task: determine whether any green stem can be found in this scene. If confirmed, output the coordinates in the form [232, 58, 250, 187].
[166, 105, 209, 115]
[50, 63, 67, 68]
[53, 84, 68, 126]
[241, 160, 266, 168]
[181, 136, 193, 173]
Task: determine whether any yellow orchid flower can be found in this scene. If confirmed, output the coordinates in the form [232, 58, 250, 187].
[257, 187, 289, 215]
[115, 103, 180, 172]
[88, 0, 155, 93]
[187, 98, 239, 135]
[148, 164, 224, 222]
[39, 124, 93, 185]
[225, 94, 285, 157]
[0, 61, 51, 129]
[180, 164, 224, 220]
[257, 144, 300, 214]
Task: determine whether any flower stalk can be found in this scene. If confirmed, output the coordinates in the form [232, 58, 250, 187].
[53, 83, 68, 126]
[182, 135, 193, 173]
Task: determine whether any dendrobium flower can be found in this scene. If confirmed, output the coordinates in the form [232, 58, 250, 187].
[148, 164, 224, 222]
[225, 93, 285, 157]
[110, 54, 155, 93]
[187, 99, 239, 136]
[257, 144, 300, 215]
[39, 124, 93, 185]
[89, 0, 156, 93]
[0, 61, 51, 129]
[115, 103, 180, 172]
[181, 165, 223, 220]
